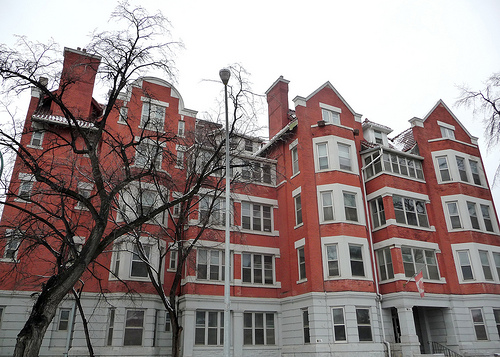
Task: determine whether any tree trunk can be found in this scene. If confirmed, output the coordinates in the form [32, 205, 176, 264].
[171, 321, 183, 357]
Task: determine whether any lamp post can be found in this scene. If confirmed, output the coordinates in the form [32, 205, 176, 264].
[219, 68, 231, 357]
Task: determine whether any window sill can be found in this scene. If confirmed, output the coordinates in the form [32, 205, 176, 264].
[0, 258, 18, 263]
[386, 220, 436, 232]
[296, 278, 307, 284]
[27, 144, 43, 150]
[448, 227, 498, 235]
[294, 223, 304, 229]
[290, 171, 300, 179]
[239, 228, 278, 237]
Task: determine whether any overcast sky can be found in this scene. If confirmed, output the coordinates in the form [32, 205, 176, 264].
[1, 0, 499, 207]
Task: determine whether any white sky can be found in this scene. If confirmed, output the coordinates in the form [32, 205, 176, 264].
[1, 0, 499, 207]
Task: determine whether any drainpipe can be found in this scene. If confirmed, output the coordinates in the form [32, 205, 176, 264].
[360, 147, 391, 357]
[63, 299, 77, 357]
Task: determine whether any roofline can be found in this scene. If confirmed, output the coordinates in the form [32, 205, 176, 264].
[304, 81, 362, 118]
[422, 99, 477, 142]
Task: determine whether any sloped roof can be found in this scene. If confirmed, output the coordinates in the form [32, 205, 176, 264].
[362, 118, 393, 134]
[32, 110, 97, 129]
[391, 127, 416, 152]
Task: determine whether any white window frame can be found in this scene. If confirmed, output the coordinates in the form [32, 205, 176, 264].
[401, 246, 440, 280]
[1, 229, 22, 262]
[312, 136, 358, 174]
[135, 139, 163, 170]
[321, 236, 372, 281]
[441, 195, 498, 233]
[356, 307, 373, 342]
[75, 182, 93, 210]
[316, 142, 329, 170]
[196, 248, 225, 282]
[140, 98, 168, 131]
[452, 243, 500, 283]
[317, 184, 365, 225]
[243, 312, 276, 345]
[241, 201, 273, 233]
[195, 310, 224, 345]
[118, 182, 168, 225]
[242, 252, 275, 285]
[302, 308, 310, 344]
[177, 120, 185, 137]
[331, 307, 347, 342]
[432, 150, 486, 187]
[478, 250, 493, 281]
[16, 173, 35, 202]
[168, 249, 177, 272]
[109, 236, 165, 282]
[439, 122, 456, 140]
[470, 308, 488, 341]
[293, 187, 303, 227]
[377, 247, 394, 281]
[291, 145, 299, 176]
[320, 103, 341, 125]
[124, 309, 145, 346]
[106, 308, 116, 346]
[392, 195, 430, 228]
[58, 308, 71, 331]
[29, 130, 44, 148]
[295, 238, 306, 282]
[369, 197, 386, 229]
[119, 106, 128, 123]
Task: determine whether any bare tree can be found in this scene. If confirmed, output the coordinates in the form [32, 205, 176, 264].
[121, 65, 265, 357]
[0, 3, 261, 357]
[457, 72, 500, 183]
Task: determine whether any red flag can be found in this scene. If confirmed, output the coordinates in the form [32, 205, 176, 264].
[415, 271, 425, 298]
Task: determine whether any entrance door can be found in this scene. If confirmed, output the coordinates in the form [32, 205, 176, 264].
[412, 306, 430, 354]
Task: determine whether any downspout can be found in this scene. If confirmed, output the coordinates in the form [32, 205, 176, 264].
[360, 147, 391, 357]
[63, 300, 77, 357]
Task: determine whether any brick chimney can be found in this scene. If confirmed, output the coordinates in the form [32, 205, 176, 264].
[51, 47, 101, 119]
[266, 76, 290, 138]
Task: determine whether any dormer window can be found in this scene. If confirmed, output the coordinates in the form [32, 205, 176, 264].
[245, 139, 253, 152]
[374, 130, 383, 144]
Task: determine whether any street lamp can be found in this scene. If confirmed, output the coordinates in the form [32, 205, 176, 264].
[219, 68, 231, 357]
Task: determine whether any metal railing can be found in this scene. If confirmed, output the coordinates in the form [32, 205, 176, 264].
[431, 341, 462, 357]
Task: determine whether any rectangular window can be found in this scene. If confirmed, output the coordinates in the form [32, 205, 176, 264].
[195, 310, 224, 345]
[374, 130, 383, 144]
[298, 247, 306, 280]
[393, 195, 429, 228]
[470, 309, 488, 340]
[124, 310, 145, 346]
[242, 253, 273, 285]
[332, 308, 346, 342]
[377, 248, 394, 281]
[469, 160, 482, 185]
[106, 308, 116, 346]
[0, 307, 3, 328]
[197, 249, 225, 281]
[141, 102, 165, 130]
[245, 139, 253, 152]
[169, 250, 177, 270]
[302, 309, 310, 344]
[295, 194, 303, 226]
[321, 191, 334, 221]
[338, 143, 351, 171]
[199, 197, 226, 226]
[494, 309, 500, 338]
[3, 230, 21, 260]
[456, 157, 469, 182]
[494, 252, 500, 281]
[437, 156, 451, 182]
[291, 146, 299, 175]
[370, 197, 386, 228]
[262, 164, 272, 184]
[479, 250, 493, 281]
[76, 186, 92, 210]
[165, 311, 171, 332]
[457, 250, 474, 281]
[402, 247, 440, 280]
[243, 312, 275, 345]
[176, 149, 184, 168]
[326, 245, 340, 277]
[130, 245, 151, 278]
[317, 142, 329, 170]
[135, 141, 162, 169]
[480, 204, 494, 232]
[343, 192, 358, 222]
[440, 126, 455, 139]
[356, 308, 373, 341]
[447, 202, 462, 229]
[349, 244, 365, 277]
[241, 202, 272, 232]
[398, 157, 408, 176]
[30, 131, 44, 147]
[18, 180, 34, 201]
[322, 108, 340, 125]
[467, 202, 480, 229]
[177, 121, 185, 137]
[58, 309, 71, 331]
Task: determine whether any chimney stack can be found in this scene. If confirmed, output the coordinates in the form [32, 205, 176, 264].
[266, 76, 290, 138]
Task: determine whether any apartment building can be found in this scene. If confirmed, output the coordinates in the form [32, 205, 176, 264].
[0, 47, 499, 357]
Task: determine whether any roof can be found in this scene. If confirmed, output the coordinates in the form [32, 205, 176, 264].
[254, 110, 298, 156]
[390, 127, 416, 152]
[362, 118, 393, 134]
[31, 110, 97, 130]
